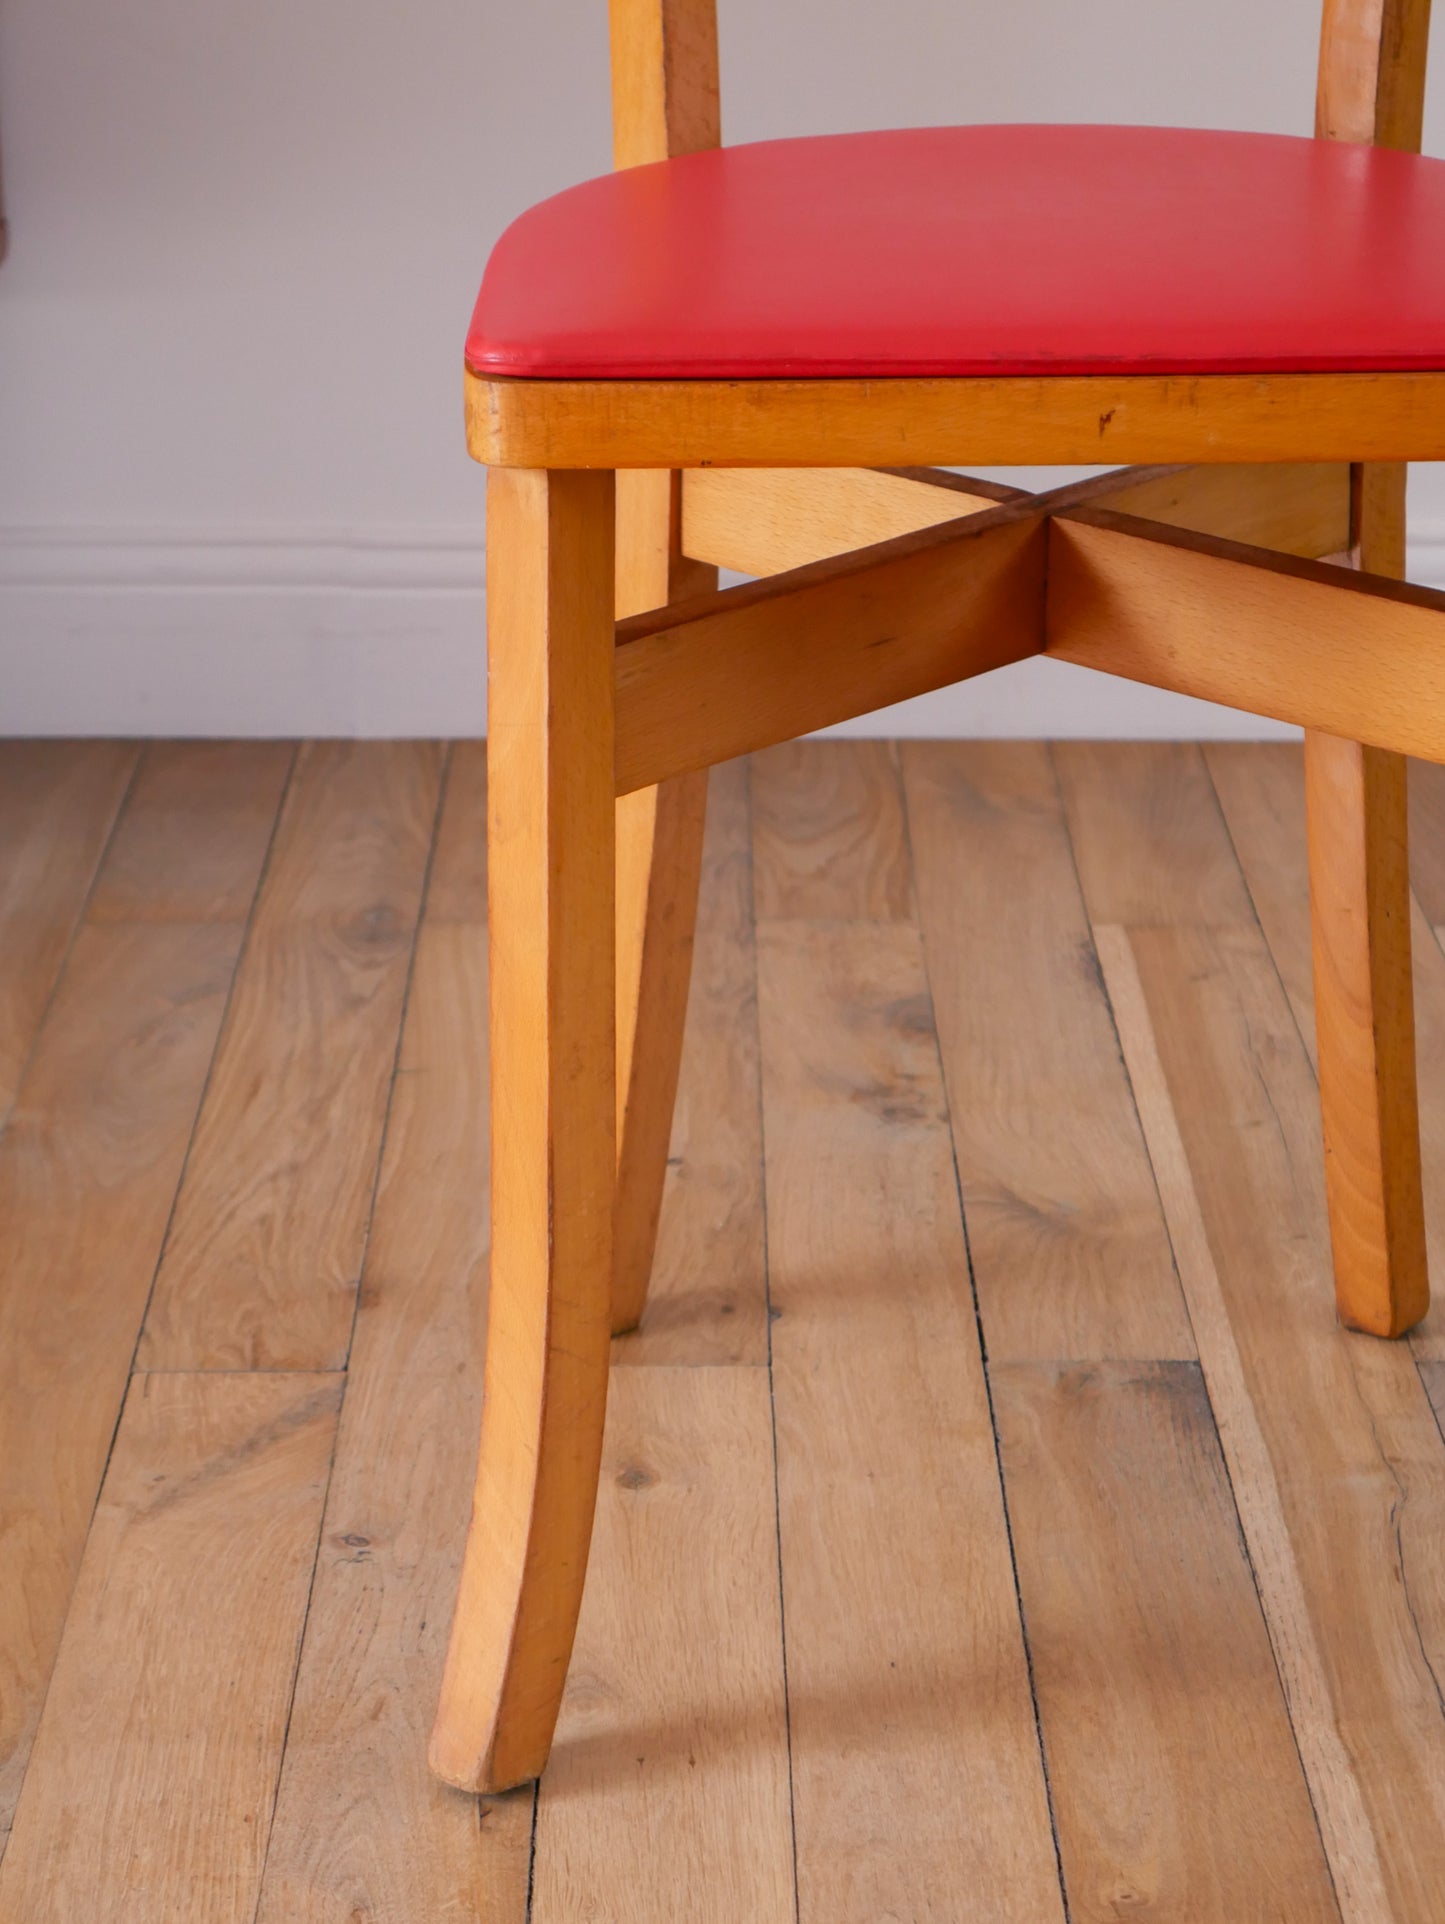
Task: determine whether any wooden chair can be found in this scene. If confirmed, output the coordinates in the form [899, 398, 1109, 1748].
[430, 0, 1444, 1794]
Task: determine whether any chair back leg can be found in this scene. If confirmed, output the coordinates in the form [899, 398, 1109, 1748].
[612, 469, 717, 1333]
[1306, 463, 1430, 1337]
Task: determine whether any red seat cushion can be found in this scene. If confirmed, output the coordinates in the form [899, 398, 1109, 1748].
[468, 124, 1445, 381]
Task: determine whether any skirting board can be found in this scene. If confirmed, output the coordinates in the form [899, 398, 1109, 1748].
[2, 522, 1444, 738]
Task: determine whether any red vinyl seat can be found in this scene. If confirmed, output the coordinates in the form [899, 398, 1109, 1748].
[468, 123, 1445, 382]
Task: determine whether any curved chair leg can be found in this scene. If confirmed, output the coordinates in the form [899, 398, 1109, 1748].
[1305, 465, 1429, 1339]
[611, 471, 716, 1334]
[430, 466, 617, 1794]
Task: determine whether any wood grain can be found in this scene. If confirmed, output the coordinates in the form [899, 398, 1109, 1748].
[424, 738, 487, 925]
[609, 0, 719, 170]
[0, 740, 137, 1116]
[902, 742, 1194, 1362]
[86, 741, 293, 924]
[139, 740, 444, 1371]
[1047, 507, 1445, 765]
[1424, 1360, 1445, 1433]
[1090, 458, 1352, 557]
[431, 469, 617, 1793]
[1409, 755, 1445, 926]
[469, 366, 1445, 471]
[610, 474, 716, 1338]
[612, 769, 708, 1332]
[617, 758, 768, 1364]
[1306, 732, 1428, 1333]
[1317, 0, 1432, 148]
[1098, 919, 1445, 1924]
[681, 465, 1014, 574]
[1203, 742, 1323, 1027]
[608, 0, 725, 1344]
[1068, 739, 1429, 1338]
[683, 460, 1348, 582]
[1300, 458, 1428, 1336]
[5, 734, 1445, 1912]
[751, 740, 913, 923]
[756, 914, 1066, 1923]
[1312, 3, 1433, 1338]
[257, 917, 532, 1922]
[994, 1359, 1340, 1924]
[1053, 740, 1255, 929]
[531, 1368, 794, 1924]
[607, 0, 721, 1339]
[609, 0, 724, 1350]
[0, 1372, 341, 1923]
[0, 921, 246, 1836]
[615, 501, 1046, 793]
[1206, 739, 1445, 1357]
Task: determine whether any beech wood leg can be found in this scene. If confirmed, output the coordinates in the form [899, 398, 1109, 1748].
[430, 466, 617, 1793]
[614, 772, 709, 1331]
[1305, 464, 1429, 1339]
[611, 470, 716, 1333]
[1307, 734, 1428, 1335]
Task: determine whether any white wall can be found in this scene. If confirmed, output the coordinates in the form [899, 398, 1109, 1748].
[1, 0, 1442, 736]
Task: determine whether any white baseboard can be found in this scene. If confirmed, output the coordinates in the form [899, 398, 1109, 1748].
[0, 524, 487, 736]
[2, 522, 1442, 738]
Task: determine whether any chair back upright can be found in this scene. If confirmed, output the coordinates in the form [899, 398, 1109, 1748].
[1318, 0, 1431, 148]
[606, 1, 1431, 172]
[609, 0, 720, 169]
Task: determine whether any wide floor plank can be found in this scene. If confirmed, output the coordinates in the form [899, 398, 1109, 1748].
[87, 741, 293, 923]
[255, 743, 528, 1922]
[1201, 742, 1319, 1033]
[1098, 919, 1445, 1923]
[994, 1359, 1340, 1924]
[751, 739, 914, 922]
[618, 759, 769, 1364]
[1424, 1360, 1445, 1434]
[0, 1372, 341, 1923]
[0, 922, 243, 1837]
[6, 735, 1445, 1920]
[0, 740, 138, 1115]
[902, 741, 1193, 1362]
[531, 1367, 795, 1924]
[757, 914, 1066, 1924]
[1052, 740, 1255, 928]
[424, 739, 488, 927]
[139, 741, 445, 1370]
[252, 924, 526, 1923]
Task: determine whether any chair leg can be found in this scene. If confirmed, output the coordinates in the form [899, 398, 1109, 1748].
[611, 471, 715, 1334]
[613, 773, 709, 1332]
[1306, 733, 1428, 1337]
[1306, 462, 1429, 1340]
[429, 467, 617, 1794]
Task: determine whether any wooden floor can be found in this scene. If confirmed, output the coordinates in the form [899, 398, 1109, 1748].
[0, 738, 1443, 1921]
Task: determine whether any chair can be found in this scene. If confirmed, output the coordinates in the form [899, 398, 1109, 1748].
[431, 0, 1445, 1795]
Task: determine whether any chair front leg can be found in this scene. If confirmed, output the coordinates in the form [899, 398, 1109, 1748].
[430, 466, 617, 1794]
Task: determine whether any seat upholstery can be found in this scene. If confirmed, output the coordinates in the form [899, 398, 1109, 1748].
[468, 123, 1445, 382]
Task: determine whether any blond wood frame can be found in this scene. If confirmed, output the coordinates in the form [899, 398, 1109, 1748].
[469, 370, 1445, 471]
[434, 0, 1440, 1799]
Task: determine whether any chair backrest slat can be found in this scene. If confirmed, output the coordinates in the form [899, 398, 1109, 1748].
[1317, 0, 1432, 149]
[609, 0, 720, 169]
